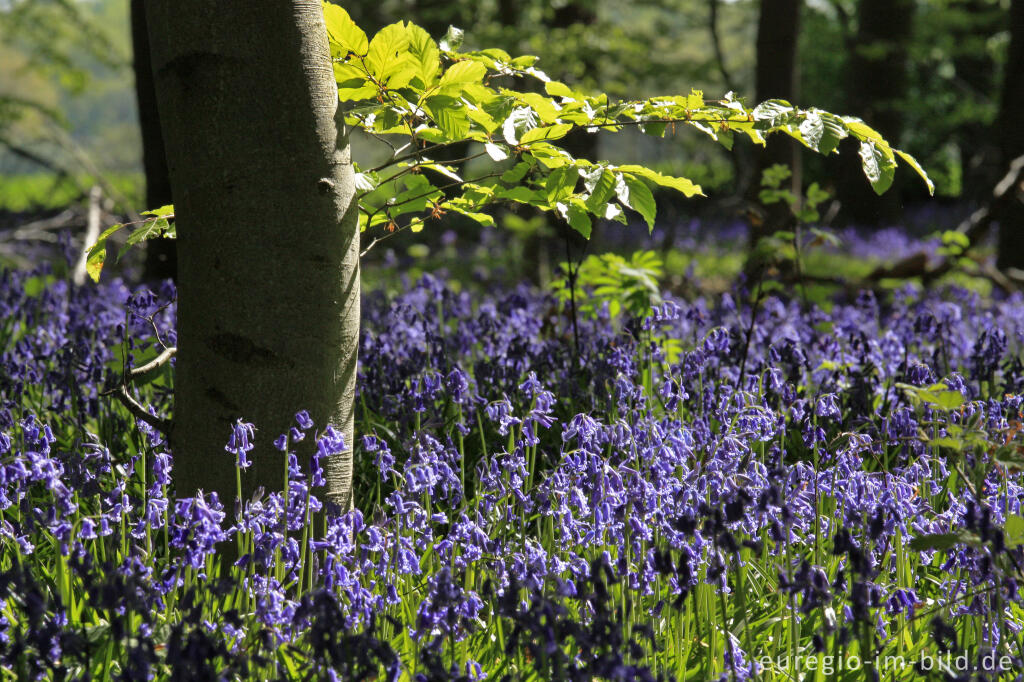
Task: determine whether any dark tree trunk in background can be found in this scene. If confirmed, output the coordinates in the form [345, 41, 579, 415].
[948, 0, 1003, 199]
[131, 0, 176, 281]
[499, 0, 598, 284]
[835, 0, 914, 225]
[748, 0, 802, 243]
[996, 0, 1024, 271]
[146, 0, 359, 509]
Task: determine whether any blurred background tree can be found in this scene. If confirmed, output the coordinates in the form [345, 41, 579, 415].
[0, 0, 139, 207]
[1, 0, 1020, 273]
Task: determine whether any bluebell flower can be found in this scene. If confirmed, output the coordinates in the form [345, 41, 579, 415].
[225, 419, 255, 470]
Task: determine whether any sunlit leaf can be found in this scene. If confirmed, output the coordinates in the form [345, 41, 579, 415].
[323, 3, 368, 56]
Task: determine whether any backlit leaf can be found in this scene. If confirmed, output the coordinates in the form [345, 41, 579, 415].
[323, 3, 368, 56]
[519, 123, 573, 145]
[619, 174, 656, 231]
[366, 22, 410, 79]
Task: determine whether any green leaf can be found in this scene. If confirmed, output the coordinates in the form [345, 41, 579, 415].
[797, 110, 848, 155]
[484, 142, 508, 161]
[896, 150, 935, 196]
[419, 161, 462, 182]
[426, 95, 470, 140]
[927, 436, 963, 451]
[496, 186, 541, 204]
[502, 106, 538, 145]
[510, 92, 560, 123]
[527, 143, 573, 168]
[559, 198, 591, 238]
[501, 161, 532, 184]
[354, 172, 377, 191]
[616, 165, 703, 198]
[447, 205, 496, 228]
[141, 204, 174, 217]
[519, 123, 573, 145]
[118, 217, 172, 261]
[334, 62, 376, 101]
[467, 106, 498, 133]
[337, 73, 378, 102]
[858, 140, 896, 195]
[545, 166, 578, 203]
[995, 446, 1024, 473]
[85, 223, 125, 283]
[406, 24, 439, 88]
[640, 121, 667, 137]
[817, 112, 849, 155]
[915, 382, 966, 411]
[908, 533, 961, 552]
[1005, 514, 1024, 549]
[439, 25, 464, 53]
[544, 81, 577, 98]
[439, 60, 487, 89]
[323, 3, 368, 56]
[366, 22, 410, 80]
[23, 275, 54, 298]
[618, 174, 657, 231]
[583, 168, 616, 214]
[752, 99, 795, 128]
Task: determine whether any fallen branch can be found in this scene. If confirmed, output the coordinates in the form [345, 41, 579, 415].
[865, 155, 1024, 289]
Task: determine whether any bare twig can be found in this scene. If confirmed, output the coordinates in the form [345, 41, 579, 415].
[708, 0, 736, 92]
[114, 384, 172, 435]
[130, 346, 177, 378]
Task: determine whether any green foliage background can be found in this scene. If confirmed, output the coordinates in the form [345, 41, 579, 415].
[0, 0, 1014, 210]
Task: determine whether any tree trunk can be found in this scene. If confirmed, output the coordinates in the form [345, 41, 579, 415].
[948, 0, 1003, 199]
[131, 0, 176, 281]
[996, 0, 1024, 271]
[145, 0, 359, 509]
[835, 0, 914, 225]
[749, 0, 802, 243]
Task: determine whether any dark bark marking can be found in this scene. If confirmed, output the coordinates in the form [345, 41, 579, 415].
[206, 332, 279, 366]
[205, 386, 240, 412]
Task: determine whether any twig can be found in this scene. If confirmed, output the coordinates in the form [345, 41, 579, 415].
[369, 139, 474, 174]
[707, 0, 736, 92]
[114, 385, 172, 435]
[101, 343, 176, 436]
[130, 346, 176, 378]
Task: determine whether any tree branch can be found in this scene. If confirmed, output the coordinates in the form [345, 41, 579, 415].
[708, 0, 736, 92]
[865, 154, 1024, 287]
[130, 346, 177, 378]
[115, 385, 172, 435]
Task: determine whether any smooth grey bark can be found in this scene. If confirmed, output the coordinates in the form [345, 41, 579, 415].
[146, 0, 359, 509]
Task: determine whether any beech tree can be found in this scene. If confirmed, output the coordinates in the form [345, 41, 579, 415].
[93, 1, 930, 510]
[144, 0, 360, 508]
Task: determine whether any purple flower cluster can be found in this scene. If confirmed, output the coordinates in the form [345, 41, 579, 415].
[3, 259, 1024, 679]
